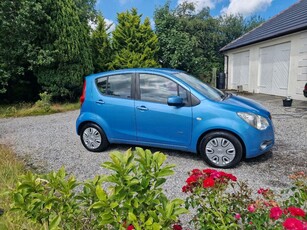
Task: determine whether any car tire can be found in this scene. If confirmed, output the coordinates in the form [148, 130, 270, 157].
[80, 123, 109, 152]
[199, 131, 243, 168]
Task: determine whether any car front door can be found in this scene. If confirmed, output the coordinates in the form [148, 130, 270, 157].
[135, 73, 192, 147]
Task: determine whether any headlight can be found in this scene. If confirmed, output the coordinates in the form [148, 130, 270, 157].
[237, 112, 269, 130]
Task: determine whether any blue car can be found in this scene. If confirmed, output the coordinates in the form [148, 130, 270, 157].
[76, 68, 274, 168]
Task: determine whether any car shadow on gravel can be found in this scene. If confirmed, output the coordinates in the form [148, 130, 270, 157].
[107, 144, 202, 161]
[243, 150, 273, 164]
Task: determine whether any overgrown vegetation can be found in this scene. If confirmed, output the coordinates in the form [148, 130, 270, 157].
[0, 145, 40, 230]
[0, 101, 80, 118]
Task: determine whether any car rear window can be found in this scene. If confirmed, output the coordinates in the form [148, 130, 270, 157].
[96, 74, 132, 99]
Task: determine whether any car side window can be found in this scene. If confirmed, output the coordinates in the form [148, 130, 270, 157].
[96, 74, 132, 99]
[139, 73, 188, 104]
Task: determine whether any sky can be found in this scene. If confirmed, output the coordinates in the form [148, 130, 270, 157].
[96, 0, 299, 31]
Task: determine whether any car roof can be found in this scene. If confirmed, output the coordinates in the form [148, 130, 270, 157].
[85, 68, 185, 79]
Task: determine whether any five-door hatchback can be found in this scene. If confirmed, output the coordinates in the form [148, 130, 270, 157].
[76, 68, 274, 168]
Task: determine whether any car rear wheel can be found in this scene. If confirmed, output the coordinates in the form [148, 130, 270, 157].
[199, 131, 243, 168]
[80, 123, 109, 152]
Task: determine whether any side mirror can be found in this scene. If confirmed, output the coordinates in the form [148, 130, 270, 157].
[167, 96, 184, 106]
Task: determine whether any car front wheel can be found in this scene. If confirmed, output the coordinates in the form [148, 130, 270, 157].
[199, 131, 243, 168]
[80, 123, 109, 152]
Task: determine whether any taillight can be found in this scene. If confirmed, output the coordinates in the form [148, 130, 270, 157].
[80, 80, 86, 105]
[305, 84, 307, 90]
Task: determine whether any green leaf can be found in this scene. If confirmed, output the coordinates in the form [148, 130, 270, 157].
[128, 212, 137, 221]
[152, 223, 162, 230]
[110, 202, 119, 209]
[13, 193, 24, 205]
[49, 215, 61, 230]
[100, 213, 114, 225]
[90, 201, 105, 209]
[145, 217, 153, 226]
[96, 185, 107, 201]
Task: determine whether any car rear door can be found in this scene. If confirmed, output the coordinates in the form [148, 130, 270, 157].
[93, 73, 136, 141]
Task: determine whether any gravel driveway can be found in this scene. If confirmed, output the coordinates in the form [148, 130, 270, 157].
[0, 94, 306, 200]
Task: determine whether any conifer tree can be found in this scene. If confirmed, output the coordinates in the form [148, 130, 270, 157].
[111, 8, 159, 69]
[36, 0, 94, 101]
[91, 14, 112, 72]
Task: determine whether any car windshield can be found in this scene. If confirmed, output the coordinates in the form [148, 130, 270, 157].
[174, 72, 225, 101]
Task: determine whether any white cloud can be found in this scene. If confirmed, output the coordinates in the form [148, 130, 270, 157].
[105, 18, 116, 33]
[88, 18, 115, 33]
[177, 0, 223, 12]
[221, 0, 272, 17]
[150, 18, 155, 30]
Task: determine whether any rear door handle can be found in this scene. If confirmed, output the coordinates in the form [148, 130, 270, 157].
[96, 99, 105, 104]
[136, 106, 148, 111]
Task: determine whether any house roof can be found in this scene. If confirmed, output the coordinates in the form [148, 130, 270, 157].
[220, 0, 307, 52]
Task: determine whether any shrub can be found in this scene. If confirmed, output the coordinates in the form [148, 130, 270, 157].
[11, 148, 187, 229]
[183, 169, 307, 230]
[34, 92, 52, 112]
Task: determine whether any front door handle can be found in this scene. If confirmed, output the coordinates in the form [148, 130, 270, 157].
[136, 106, 148, 111]
[96, 99, 105, 104]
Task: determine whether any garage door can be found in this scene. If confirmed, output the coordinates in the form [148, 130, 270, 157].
[259, 42, 291, 96]
[232, 51, 249, 90]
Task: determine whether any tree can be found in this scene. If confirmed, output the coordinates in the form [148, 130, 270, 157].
[35, 0, 94, 101]
[91, 14, 112, 72]
[154, 1, 264, 80]
[154, 2, 217, 79]
[111, 8, 159, 69]
[0, 0, 45, 101]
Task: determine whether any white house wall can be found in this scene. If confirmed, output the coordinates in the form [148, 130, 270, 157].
[224, 30, 307, 100]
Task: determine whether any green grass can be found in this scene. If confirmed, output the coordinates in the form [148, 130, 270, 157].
[0, 102, 80, 118]
[0, 145, 40, 229]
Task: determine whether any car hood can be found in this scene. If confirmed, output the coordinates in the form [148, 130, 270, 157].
[220, 94, 270, 117]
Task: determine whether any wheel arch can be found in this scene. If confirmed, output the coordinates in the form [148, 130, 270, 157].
[196, 129, 246, 159]
[77, 121, 104, 135]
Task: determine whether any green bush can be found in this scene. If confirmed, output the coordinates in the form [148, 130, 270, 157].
[34, 92, 52, 112]
[11, 148, 187, 229]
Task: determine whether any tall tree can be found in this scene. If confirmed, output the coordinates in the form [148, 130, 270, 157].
[91, 14, 112, 72]
[154, 3, 216, 79]
[111, 8, 159, 69]
[35, 0, 94, 101]
[154, 2, 264, 80]
[0, 0, 45, 101]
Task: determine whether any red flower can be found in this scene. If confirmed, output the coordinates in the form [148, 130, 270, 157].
[248, 204, 256, 213]
[210, 171, 223, 179]
[173, 224, 183, 230]
[257, 188, 269, 195]
[225, 173, 237, 181]
[127, 225, 135, 230]
[191, 169, 202, 175]
[203, 177, 215, 188]
[182, 185, 189, 193]
[202, 169, 217, 175]
[287, 207, 306, 217]
[270, 206, 283, 220]
[283, 218, 304, 230]
[234, 213, 241, 220]
[186, 175, 199, 185]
